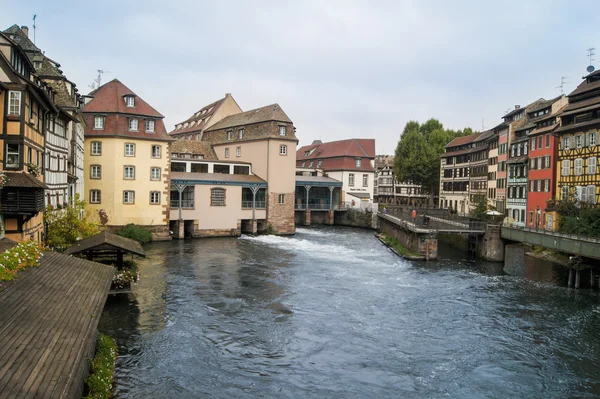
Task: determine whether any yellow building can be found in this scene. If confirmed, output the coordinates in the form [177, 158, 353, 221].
[82, 79, 173, 239]
[0, 32, 55, 242]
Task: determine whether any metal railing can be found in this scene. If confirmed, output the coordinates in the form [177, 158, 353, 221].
[170, 200, 195, 208]
[242, 201, 266, 209]
[380, 207, 487, 233]
[501, 224, 600, 243]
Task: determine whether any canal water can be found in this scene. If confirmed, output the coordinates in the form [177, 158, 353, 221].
[99, 226, 600, 398]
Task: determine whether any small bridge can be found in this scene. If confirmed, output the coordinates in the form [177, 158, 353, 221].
[380, 208, 486, 235]
[502, 226, 600, 261]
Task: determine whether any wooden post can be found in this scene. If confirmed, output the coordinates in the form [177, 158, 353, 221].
[575, 269, 581, 289]
[568, 268, 573, 288]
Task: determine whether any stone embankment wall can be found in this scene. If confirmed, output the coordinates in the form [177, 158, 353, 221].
[334, 210, 378, 230]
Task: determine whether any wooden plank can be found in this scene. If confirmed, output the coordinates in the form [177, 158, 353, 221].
[0, 252, 113, 399]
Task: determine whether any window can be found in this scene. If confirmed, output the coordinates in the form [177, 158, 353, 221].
[8, 91, 21, 116]
[545, 179, 550, 192]
[5, 143, 20, 169]
[126, 96, 135, 107]
[279, 126, 287, 136]
[561, 186, 569, 200]
[151, 145, 161, 158]
[211, 188, 226, 206]
[575, 158, 583, 175]
[94, 116, 104, 129]
[238, 129, 244, 139]
[151, 167, 161, 180]
[588, 157, 597, 175]
[590, 131, 598, 147]
[90, 190, 101, 204]
[544, 155, 550, 169]
[529, 211, 533, 224]
[225, 148, 230, 158]
[227, 130, 233, 141]
[546, 134, 550, 148]
[146, 120, 155, 132]
[150, 191, 161, 205]
[91, 141, 102, 155]
[587, 185, 596, 204]
[236, 147, 241, 157]
[349, 173, 355, 186]
[90, 165, 101, 179]
[317, 160, 322, 168]
[129, 118, 138, 131]
[561, 160, 570, 176]
[124, 165, 135, 179]
[576, 135, 583, 148]
[362, 174, 368, 187]
[563, 137, 570, 150]
[355, 158, 362, 167]
[125, 143, 135, 156]
[530, 138, 536, 151]
[279, 145, 287, 155]
[278, 194, 285, 204]
[123, 191, 135, 204]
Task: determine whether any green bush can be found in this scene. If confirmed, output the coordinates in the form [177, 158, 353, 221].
[559, 207, 600, 238]
[115, 224, 152, 244]
[84, 334, 118, 399]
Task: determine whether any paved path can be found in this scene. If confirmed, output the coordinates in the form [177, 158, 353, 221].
[0, 251, 114, 399]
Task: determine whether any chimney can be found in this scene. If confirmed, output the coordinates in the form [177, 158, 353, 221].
[515, 105, 520, 109]
[312, 140, 322, 145]
[225, 93, 231, 97]
[21, 26, 29, 37]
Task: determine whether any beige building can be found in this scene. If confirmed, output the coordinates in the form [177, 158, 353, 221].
[169, 100, 298, 236]
[82, 79, 172, 239]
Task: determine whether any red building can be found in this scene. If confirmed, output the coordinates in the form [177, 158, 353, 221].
[526, 95, 568, 228]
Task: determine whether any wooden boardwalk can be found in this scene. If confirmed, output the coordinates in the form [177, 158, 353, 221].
[0, 251, 114, 399]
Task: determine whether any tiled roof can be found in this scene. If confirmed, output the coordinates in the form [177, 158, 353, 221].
[3, 172, 47, 189]
[528, 124, 558, 136]
[46, 80, 77, 108]
[296, 138, 376, 160]
[206, 104, 292, 131]
[170, 140, 218, 160]
[169, 97, 226, 135]
[555, 119, 600, 134]
[298, 156, 375, 172]
[514, 122, 536, 132]
[170, 172, 266, 184]
[507, 155, 528, 164]
[37, 57, 62, 78]
[502, 107, 526, 119]
[83, 79, 165, 118]
[568, 71, 600, 98]
[561, 96, 600, 115]
[3, 25, 40, 53]
[445, 133, 481, 148]
[440, 147, 476, 158]
[473, 130, 494, 142]
[527, 96, 561, 114]
[65, 230, 145, 257]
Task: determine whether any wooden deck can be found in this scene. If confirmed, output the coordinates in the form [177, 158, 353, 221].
[0, 251, 114, 399]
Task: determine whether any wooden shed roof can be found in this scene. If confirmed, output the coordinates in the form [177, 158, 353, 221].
[65, 230, 145, 257]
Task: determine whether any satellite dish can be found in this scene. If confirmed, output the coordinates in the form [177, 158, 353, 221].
[587, 65, 595, 73]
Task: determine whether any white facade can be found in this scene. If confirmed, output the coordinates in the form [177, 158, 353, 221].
[326, 169, 375, 209]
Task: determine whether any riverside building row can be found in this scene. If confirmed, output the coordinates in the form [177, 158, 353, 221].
[0, 25, 85, 242]
[438, 68, 600, 230]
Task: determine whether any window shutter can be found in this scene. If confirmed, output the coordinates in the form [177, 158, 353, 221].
[589, 157, 597, 175]
[588, 185, 596, 204]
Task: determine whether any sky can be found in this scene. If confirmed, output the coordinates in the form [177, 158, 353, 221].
[2, 0, 599, 153]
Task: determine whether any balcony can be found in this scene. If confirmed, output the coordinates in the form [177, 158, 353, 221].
[170, 200, 195, 209]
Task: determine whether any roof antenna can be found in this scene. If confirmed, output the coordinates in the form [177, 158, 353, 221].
[89, 69, 110, 90]
[32, 14, 36, 44]
[555, 76, 571, 94]
[586, 47, 596, 74]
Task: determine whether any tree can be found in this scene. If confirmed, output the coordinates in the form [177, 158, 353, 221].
[394, 119, 474, 205]
[471, 194, 488, 219]
[45, 195, 100, 252]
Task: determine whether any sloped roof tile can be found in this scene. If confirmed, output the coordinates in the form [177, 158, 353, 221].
[83, 79, 164, 118]
[206, 104, 292, 131]
[296, 138, 375, 161]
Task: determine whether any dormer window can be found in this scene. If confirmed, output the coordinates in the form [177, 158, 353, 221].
[146, 120, 155, 132]
[129, 118, 138, 131]
[355, 158, 362, 167]
[125, 96, 135, 107]
[94, 116, 104, 130]
[279, 126, 287, 136]
[238, 128, 244, 139]
[227, 130, 234, 141]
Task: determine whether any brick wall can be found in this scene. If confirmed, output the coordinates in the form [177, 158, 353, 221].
[267, 192, 295, 235]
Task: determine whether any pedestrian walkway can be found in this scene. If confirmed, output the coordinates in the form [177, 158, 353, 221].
[0, 251, 114, 399]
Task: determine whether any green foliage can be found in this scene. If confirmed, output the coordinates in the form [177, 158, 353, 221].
[45, 195, 100, 252]
[0, 241, 43, 281]
[84, 334, 118, 399]
[379, 233, 420, 257]
[470, 194, 488, 220]
[265, 224, 275, 235]
[394, 119, 475, 202]
[115, 224, 152, 244]
[559, 207, 600, 237]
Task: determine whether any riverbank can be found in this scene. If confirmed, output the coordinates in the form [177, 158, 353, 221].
[375, 232, 425, 260]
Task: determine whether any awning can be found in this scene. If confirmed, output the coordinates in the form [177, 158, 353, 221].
[347, 192, 371, 200]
